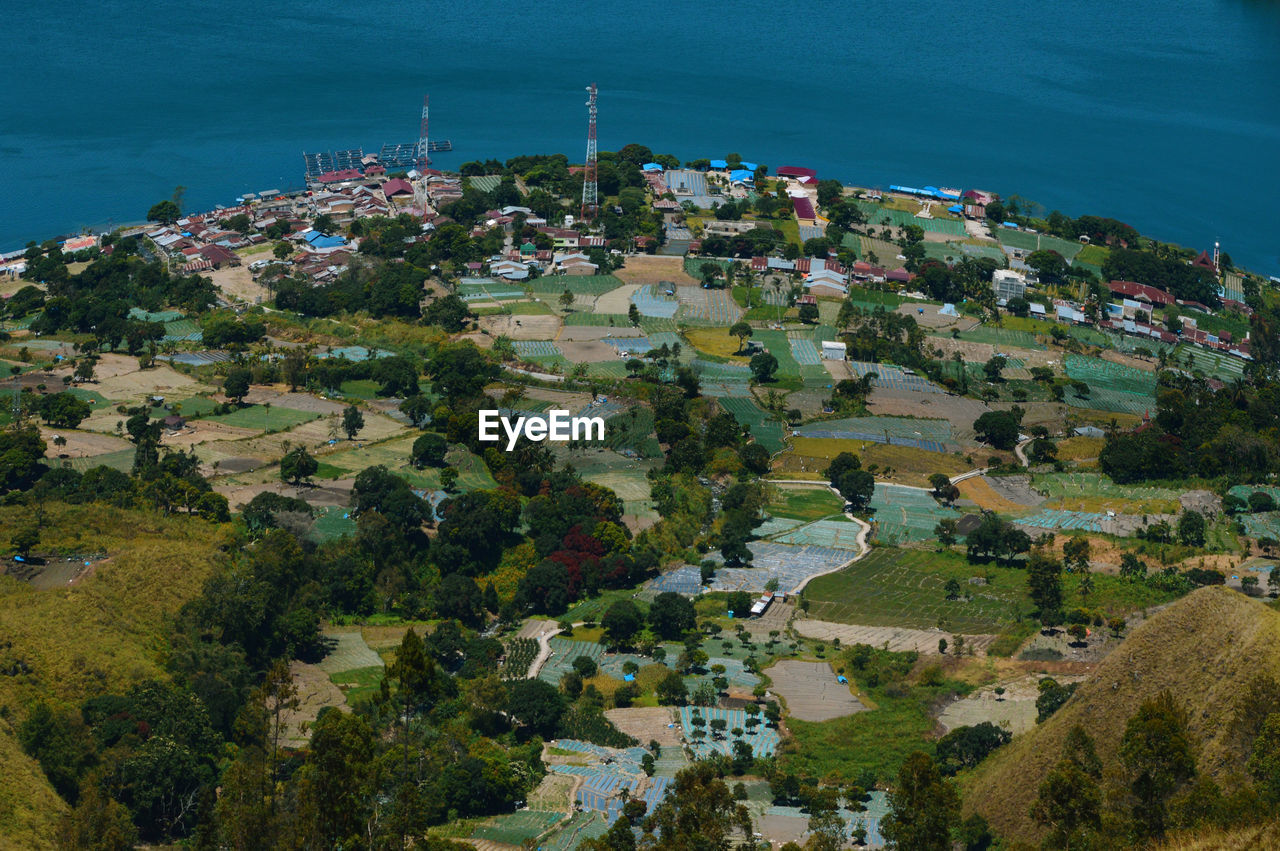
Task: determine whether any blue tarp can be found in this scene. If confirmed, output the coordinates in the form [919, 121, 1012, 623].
[709, 159, 728, 169]
[1002, 221, 1019, 228]
[948, 204, 964, 213]
[740, 161, 758, 171]
[642, 162, 663, 172]
[729, 169, 754, 183]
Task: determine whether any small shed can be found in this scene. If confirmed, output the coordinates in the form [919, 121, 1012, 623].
[821, 341, 848, 360]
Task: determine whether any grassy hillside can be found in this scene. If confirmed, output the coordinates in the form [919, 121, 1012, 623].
[0, 504, 234, 848]
[963, 586, 1280, 844]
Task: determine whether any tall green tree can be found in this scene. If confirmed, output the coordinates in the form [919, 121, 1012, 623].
[279, 446, 317, 485]
[881, 751, 959, 851]
[1120, 691, 1197, 840]
[1031, 725, 1103, 849]
[1027, 551, 1064, 626]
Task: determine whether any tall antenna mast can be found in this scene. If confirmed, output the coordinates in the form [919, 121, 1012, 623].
[1213, 240, 1220, 273]
[581, 84, 598, 221]
[415, 95, 430, 173]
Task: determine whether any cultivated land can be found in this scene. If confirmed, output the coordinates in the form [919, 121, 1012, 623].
[6, 152, 1276, 851]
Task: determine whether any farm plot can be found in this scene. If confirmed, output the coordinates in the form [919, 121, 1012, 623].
[646, 564, 704, 595]
[470, 811, 565, 846]
[765, 660, 866, 721]
[956, 477, 1034, 514]
[956, 326, 1044, 350]
[848, 361, 947, 394]
[678, 707, 781, 759]
[501, 638, 539, 679]
[789, 337, 823, 365]
[795, 415, 953, 452]
[773, 518, 863, 550]
[718, 396, 786, 454]
[1238, 513, 1280, 541]
[1063, 354, 1156, 417]
[583, 468, 656, 523]
[538, 638, 606, 685]
[752, 330, 804, 378]
[676, 286, 742, 325]
[1176, 345, 1248, 380]
[793, 620, 996, 653]
[316, 630, 384, 675]
[203, 405, 321, 432]
[513, 339, 563, 359]
[707, 542, 853, 594]
[1033, 472, 1182, 514]
[800, 548, 1028, 634]
[531, 275, 628, 297]
[631, 284, 680, 318]
[870, 484, 963, 544]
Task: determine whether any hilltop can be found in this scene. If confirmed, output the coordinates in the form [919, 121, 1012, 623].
[963, 585, 1280, 843]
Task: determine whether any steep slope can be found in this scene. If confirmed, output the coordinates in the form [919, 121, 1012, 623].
[963, 586, 1280, 843]
[0, 504, 234, 848]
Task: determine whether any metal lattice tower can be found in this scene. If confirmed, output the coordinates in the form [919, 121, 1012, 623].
[415, 95, 430, 173]
[581, 83, 598, 221]
[1214, 241, 1221, 273]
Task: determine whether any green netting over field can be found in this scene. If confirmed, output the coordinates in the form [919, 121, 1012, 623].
[918, 217, 966, 235]
[471, 811, 565, 845]
[1064, 355, 1156, 396]
[466, 175, 502, 193]
[995, 228, 1083, 259]
[457, 280, 526, 302]
[1062, 387, 1152, 416]
[530, 275, 627, 296]
[1061, 326, 1113, 348]
[163, 319, 203, 342]
[803, 415, 953, 442]
[773, 518, 863, 548]
[953, 326, 1044, 350]
[959, 242, 1010, 263]
[128, 307, 184, 323]
[1229, 485, 1280, 502]
[563, 312, 630, 326]
[1035, 473, 1183, 507]
[1175, 345, 1247, 380]
[1238, 513, 1280, 541]
[64, 449, 135, 473]
[752, 329, 802, 377]
[719, 396, 786, 454]
[870, 484, 962, 544]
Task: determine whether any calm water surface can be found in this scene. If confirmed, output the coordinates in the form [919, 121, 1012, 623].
[4, 0, 1279, 273]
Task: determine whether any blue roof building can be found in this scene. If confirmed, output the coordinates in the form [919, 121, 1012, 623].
[642, 162, 664, 172]
[740, 161, 758, 171]
[709, 159, 728, 169]
[304, 231, 347, 249]
[729, 169, 755, 183]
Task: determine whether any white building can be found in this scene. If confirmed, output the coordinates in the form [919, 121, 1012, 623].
[992, 269, 1028, 301]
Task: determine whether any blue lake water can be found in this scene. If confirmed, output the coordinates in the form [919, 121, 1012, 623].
[4, 0, 1279, 274]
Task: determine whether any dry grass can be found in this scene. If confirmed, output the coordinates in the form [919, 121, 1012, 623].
[859, 443, 972, 488]
[956, 477, 1032, 514]
[1055, 435, 1105, 461]
[683, 328, 753, 360]
[613, 254, 700, 286]
[962, 587, 1280, 844]
[0, 504, 234, 847]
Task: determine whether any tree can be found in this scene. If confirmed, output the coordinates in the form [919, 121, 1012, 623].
[628, 303, 641, 326]
[944, 577, 962, 600]
[273, 241, 291, 260]
[1027, 551, 1064, 625]
[983, 355, 1007, 382]
[1062, 536, 1091, 573]
[426, 342, 500, 401]
[881, 751, 959, 851]
[935, 518, 958, 546]
[559, 289, 575, 311]
[1027, 249, 1068, 282]
[973, 410, 1020, 450]
[37, 392, 91, 428]
[440, 466, 459, 492]
[279, 446, 318, 485]
[1177, 510, 1206, 547]
[0, 426, 48, 492]
[401, 394, 433, 429]
[1036, 677, 1078, 722]
[1031, 725, 1103, 849]
[1120, 691, 1197, 840]
[648, 592, 696, 639]
[1027, 437, 1057, 465]
[224, 367, 251, 405]
[147, 200, 180, 224]
[411, 432, 448, 468]
[506, 678, 566, 738]
[730, 321, 753, 353]
[798, 302, 819, 324]
[655, 671, 688, 705]
[749, 351, 778, 382]
[342, 405, 364, 440]
[1248, 712, 1280, 806]
[935, 722, 1011, 774]
[834, 468, 875, 509]
[602, 599, 643, 647]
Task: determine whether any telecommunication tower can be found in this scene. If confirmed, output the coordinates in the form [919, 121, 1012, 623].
[581, 84, 599, 221]
[1214, 241, 1220, 273]
[415, 95, 431, 173]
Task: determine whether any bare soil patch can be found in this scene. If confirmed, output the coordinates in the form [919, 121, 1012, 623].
[896, 303, 978, 330]
[478, 314, 562, 340]
[208, 264, 269, 305]
[280, 660, 348, 747]
[614, 254, 699, 286]
[604, 707, 682, 748]
[161, 419, 260, 447]
[765, 660, 866, 722]
[557, 339, 624, 363]
[558, 325, 646, 342]
[793, 619, 996, 654]
[38, 427, 132, 459]
[866, 387, 990, 442]
[594, 283, 642, 314]
[96, 363, 209, 405]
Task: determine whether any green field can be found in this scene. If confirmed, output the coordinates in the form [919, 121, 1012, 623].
[530, 275, 628, 297]
[563, 312, 631, 326]
[802, 548, 1029, 633]
[718, 396, 787, 454]
[768, 484, 845, 521]
[204, 404, 321, 432]
[172, 395, 219, 417]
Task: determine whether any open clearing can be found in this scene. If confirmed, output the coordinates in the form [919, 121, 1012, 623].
[764, 660, 866, 721]
[957, 476, 1033, 513]
[935, 674, 1086, 735]
[38, 427, 132, 460]
[793, 619, 996, 653]
[280, 660, 348, 747]
[801, 548, 1028, 633]
[604, 707, 682, 748]
[613, 254, 700, 286]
